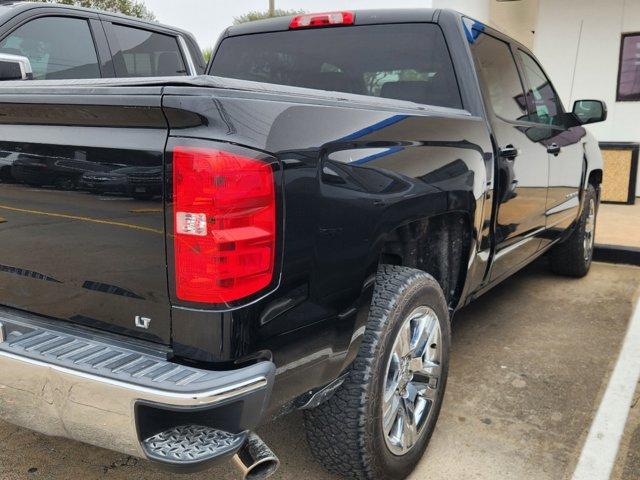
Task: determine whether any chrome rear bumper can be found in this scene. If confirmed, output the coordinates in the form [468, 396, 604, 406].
[0, 308, 274, 463]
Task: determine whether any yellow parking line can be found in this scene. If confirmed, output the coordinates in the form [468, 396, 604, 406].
[129, 208, 163, 214]
[0, 204, 163, 234]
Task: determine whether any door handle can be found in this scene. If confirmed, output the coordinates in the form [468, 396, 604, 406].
[499, 145, 519, 160]
[547, 143, 561, 156]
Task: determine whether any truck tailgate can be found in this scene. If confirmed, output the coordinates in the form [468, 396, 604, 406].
[0, 92, 171, 344]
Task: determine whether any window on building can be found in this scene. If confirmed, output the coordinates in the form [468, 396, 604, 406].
[468, 32, 528, 122]
[110, 24, 187, 77]
[0, 17, 100, 80]
[617, 33, 640, 101]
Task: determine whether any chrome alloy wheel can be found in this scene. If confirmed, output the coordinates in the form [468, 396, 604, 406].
[382, 306, 442, 455]
[584, 198, 596, 262]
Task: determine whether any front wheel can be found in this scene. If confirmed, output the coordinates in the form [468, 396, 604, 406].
[548, 184, 598, 277]
[304, 265, 451, 480]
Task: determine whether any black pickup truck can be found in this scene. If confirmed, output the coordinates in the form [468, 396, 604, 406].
[0, 9, 606, 480]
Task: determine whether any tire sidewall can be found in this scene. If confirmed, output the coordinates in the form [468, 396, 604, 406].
[365, 274, 451, 479]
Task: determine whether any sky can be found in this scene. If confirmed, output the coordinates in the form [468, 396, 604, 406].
[142, 0, 434, 50]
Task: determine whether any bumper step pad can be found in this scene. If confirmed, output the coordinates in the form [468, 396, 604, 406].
[0, 307, 274, 469]
[143, 425, 246, 466]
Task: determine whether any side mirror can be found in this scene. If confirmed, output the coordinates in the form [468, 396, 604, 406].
[0, 53, 33, 81]
[572, 99, 607, 125]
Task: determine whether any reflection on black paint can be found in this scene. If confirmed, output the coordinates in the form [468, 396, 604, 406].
[322, 160, 411, 194]
[80, 165, 163, 200]
[0, 97, 171, 344]
[82, 281, 145, 300]
[0, 263, 61, 283]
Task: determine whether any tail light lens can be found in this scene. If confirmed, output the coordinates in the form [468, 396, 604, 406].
[289, 11, 355, 29]
[173, 147, 276, 304]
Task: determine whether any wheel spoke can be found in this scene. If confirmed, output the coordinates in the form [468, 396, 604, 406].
[585, 221, 594, 234]
[418, 383, 438, 401]
[411, 313, 435, 358]
[408, 381, 436, 425]
[414, 395, 428, 426]
[405, 381, 420, 403]
[425, 324, 440, 359]
[400, 398, 417, 450]
[396, 321, 412, 357]
[409, 355, 425, 373]
[422, 359, 441, 379]
[383, 393, 401, 436]
[384, 353, 401, 401]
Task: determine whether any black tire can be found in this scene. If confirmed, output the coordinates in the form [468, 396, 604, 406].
[54, 176, 75, 190]
[548, 184, 598, 277]
[304, 265, 451, 480]
[0, 166, 13, 183]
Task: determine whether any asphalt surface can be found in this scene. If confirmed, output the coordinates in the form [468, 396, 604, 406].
[1, 260, 639, 480]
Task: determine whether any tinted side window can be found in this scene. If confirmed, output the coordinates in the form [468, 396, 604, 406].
[469, 32, 527, 121]
[518, 50, 564, 126]
[0, 17, 100, 80]
[211, 24, 462, 109]
[110, 25, 187, 77]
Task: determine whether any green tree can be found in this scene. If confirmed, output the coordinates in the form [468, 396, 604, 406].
[233, 9, 305, 25]
[35, 0, 155, 20]
[202, 47, 213, 64]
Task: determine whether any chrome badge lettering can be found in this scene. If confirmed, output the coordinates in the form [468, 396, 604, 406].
[135, 316, 151, 329]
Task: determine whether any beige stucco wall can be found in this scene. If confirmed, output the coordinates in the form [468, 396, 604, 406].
[490, 0, 539, 49]
[534, 0, 640, 195]
[432, 0, 539, 48]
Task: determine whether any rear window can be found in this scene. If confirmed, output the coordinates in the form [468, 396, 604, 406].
[110, 24, 187, 77]
[210, 24, 462, 109]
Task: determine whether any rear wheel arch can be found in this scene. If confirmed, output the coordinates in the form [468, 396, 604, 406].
[588, 169, 603, 186]
[378, 212, 473, 309]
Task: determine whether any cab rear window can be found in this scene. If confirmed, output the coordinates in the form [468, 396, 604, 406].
[210, 24, 462, 109]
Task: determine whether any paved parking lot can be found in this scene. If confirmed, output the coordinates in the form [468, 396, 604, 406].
[1, 260, 639, 480]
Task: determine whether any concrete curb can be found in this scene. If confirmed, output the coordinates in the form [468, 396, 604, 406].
[594, 244, 640, 267]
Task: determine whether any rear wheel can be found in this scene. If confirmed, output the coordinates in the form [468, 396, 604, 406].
[549, 184, 598, 277]
[304, 265, 450, 479]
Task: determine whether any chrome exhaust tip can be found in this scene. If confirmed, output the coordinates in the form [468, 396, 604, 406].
[232, 432, 280, 480]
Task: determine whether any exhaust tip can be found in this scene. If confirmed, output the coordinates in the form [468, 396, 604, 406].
[233, 432, 280, 480]
[244, 456, 280, 480]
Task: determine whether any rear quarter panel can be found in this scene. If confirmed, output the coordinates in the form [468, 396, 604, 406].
[162, 90, 494, 415]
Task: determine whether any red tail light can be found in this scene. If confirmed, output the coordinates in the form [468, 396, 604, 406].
[289, 11, 355, 29]
[173, 147, 276, 304]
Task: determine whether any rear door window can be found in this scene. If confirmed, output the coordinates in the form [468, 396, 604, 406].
[469, 32, 528, 122]
[210, 24, 463, 109]
[109, 24, 187, 77]
[0, 16, 100, 79]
